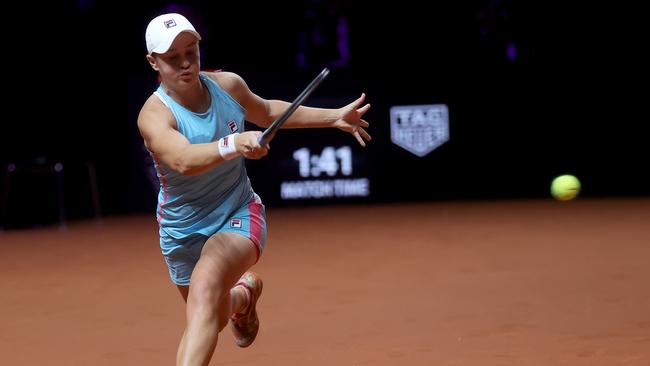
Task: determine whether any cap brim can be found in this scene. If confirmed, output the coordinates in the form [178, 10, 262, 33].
[150, 30, 202, 55]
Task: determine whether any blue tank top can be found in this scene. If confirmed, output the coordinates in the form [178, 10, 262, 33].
[152, 73, 254, 240]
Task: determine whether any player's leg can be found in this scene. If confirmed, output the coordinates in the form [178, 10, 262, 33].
[176, 282, 251, 315]
[176, 281, 248, 308]
[229, 270, 263, 347]
[174, 271, 256, 365]
[218, 194, 266, 347]
[176, 232, 257, 366]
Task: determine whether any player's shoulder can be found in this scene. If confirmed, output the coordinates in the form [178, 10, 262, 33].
[137, 94, 175, 130]
[204, 70, 247, 93]
[139, 94, 169, 118]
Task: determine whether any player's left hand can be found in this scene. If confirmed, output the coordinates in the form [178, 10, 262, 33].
[333, 93, 372, 147]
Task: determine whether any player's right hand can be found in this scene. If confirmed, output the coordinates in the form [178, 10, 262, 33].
[236, 131, 268, 159]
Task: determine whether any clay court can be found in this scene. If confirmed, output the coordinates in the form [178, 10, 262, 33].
[2, 198, 649, 365]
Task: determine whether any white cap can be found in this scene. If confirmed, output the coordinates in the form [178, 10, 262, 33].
[145, 13, 201, 54]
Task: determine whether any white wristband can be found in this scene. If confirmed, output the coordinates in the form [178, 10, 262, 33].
[217, 133, 240, 160]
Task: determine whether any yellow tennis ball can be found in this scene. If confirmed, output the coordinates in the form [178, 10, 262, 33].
[551, 174, 581, 201]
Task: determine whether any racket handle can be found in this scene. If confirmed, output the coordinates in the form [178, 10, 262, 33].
[258, 132, 271, 147]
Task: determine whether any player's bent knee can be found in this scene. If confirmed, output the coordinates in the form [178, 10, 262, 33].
[188, 280, 227, 309]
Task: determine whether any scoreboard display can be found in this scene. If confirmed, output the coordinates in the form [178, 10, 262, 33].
[279, 145, 369, 200]
[246, 123, 372, 206]
[245, 96, 449, 207]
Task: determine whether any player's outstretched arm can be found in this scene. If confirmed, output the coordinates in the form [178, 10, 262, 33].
[210, 71, 371, 146]
[330, 93, 372, 147]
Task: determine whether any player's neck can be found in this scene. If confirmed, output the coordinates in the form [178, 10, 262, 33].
[164, 79, 210, 113]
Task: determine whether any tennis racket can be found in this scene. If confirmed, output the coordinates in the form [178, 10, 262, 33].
[258, 67, 330, 146]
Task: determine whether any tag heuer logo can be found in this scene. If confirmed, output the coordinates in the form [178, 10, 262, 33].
[390, 104, 449, 157]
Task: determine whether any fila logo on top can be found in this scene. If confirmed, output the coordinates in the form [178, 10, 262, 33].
[228, 120, 238, 133]
[390, 104, 449, 157]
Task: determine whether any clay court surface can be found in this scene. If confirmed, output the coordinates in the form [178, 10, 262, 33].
[1, 198, 649, 365]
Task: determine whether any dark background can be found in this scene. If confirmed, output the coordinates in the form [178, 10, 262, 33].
[1, 0, 647, 229]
